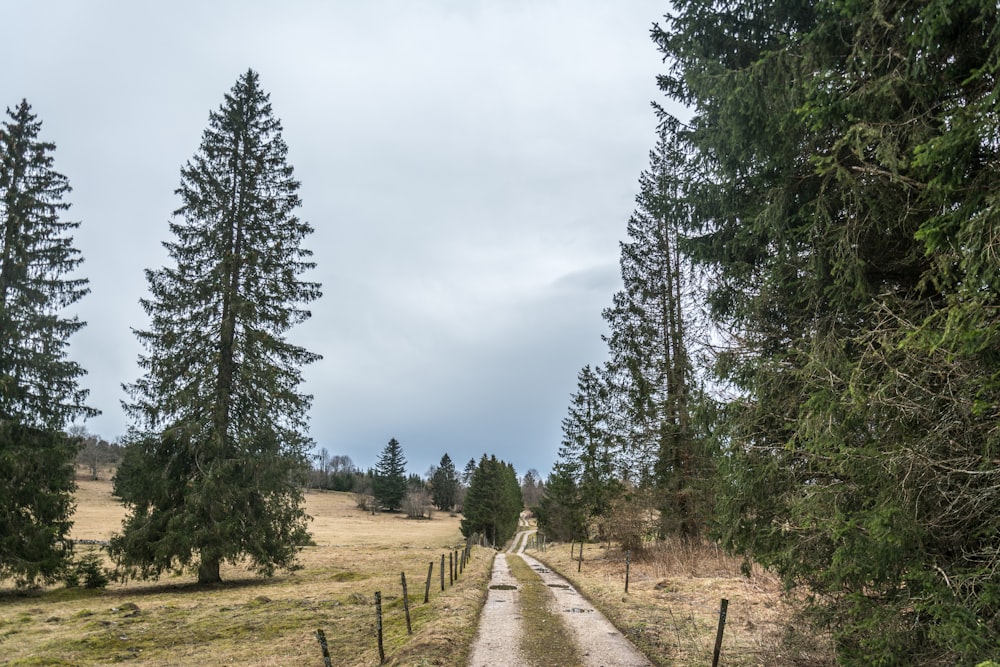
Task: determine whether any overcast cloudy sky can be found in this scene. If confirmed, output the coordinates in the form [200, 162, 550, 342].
[4, 1, 679, 477]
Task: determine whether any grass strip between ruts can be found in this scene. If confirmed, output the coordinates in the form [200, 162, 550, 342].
[506, 553, 586, 667]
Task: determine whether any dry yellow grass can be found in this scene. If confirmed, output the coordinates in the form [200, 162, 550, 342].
[3, 474, 833, 666]
[0, 475, 494, 666]
[526, 539, 835, 667]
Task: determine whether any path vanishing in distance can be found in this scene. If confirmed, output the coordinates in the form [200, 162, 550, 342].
[467, 526, 652, 667]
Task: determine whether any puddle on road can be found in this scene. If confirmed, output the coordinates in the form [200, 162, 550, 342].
[490, 584, 517, 590]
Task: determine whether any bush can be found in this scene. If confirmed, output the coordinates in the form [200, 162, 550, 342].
[63, 553, 110, 589]
[607, 492, 658, 555]
[403, 490, 433, 519]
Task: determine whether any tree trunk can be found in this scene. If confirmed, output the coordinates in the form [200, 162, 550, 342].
[198, 557, 222, 584]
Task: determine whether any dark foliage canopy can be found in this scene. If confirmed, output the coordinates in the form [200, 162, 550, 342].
[0, 100, 94, 586]
[430, 452, 459, 511]
[110, 70, 320, 584]
[0, 100, 94, 429]
[373, 437, 408, 511]
[655, 0, 1000, 662]
[460, 454, 522, 547]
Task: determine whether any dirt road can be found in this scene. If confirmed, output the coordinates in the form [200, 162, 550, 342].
[467, 530, 652, 667]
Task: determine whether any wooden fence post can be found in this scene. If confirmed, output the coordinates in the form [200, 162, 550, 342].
[424, 561, 433, 603]
[625, 551, 631, 594]
[440, 554, 445, 591]
[401, 572, 412, 635]
[375, 591, 385, 664]
[315, 629, 332, 667]
[712, 598, 729, 667]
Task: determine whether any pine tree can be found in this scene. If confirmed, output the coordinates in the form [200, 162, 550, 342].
[460, 455, 522, 546]
[462, 457, 477, 486]
[110, 70, 321, 584]
[0, 101, 94, 429]
[655, 1, 1000, 661]
[430, 453, 459, 511]
[556, 365, 619, 524]
[533, 461, 587, 542]
[602, 121, 705, 540]
[0, 100, 95, 586]
[372, 438, 407, 511]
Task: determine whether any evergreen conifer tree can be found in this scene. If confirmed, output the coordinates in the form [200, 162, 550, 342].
[0, 100, 96, 586]
[533, 461, 587, 542]
[655, 1, 1000, 660]
[602, 122, 705, 539]
[556, 365, 619, 523]
[372, 437, 407, 511]
[430, 453, 459, 511]
[110, 70, 321, 584]
[460, 455, 522, 546]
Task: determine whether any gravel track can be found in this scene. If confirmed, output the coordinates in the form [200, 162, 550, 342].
[467, 529, 652, 667]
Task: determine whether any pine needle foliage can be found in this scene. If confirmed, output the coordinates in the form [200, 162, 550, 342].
[430, 452, 460, 512]
[0, 100, 95, 586]
[654, 1, 1000, 662]
[110, 70, 321, 585]
[460, 455, 522, 547]
[373, 437, 408, 511]
[536, 364, 618, 542]
[602, 121, 712, 541]
[0, 100, 94, 429]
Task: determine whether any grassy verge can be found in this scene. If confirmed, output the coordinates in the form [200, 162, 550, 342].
[505, 554, 585, 667]
[0, 485, 494, 667]
[526, 540, 834, 666]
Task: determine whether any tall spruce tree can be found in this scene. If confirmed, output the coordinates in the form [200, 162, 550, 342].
[372, 438, 407, 511]
[655, 1, 1000, 662]
[602, 121, 705, 539]
[110, 70, 321, 584]
[0, 100, 95, 586]
[460, 455, 522, 546]
[430, 452, 459, 511]
[556, 365, 619, 525]
[533, 461, 587, 542]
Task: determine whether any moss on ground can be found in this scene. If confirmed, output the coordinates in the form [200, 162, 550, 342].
[506, 554, 585, 667]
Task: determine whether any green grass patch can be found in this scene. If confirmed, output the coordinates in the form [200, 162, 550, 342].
[507, 554, 586, 667]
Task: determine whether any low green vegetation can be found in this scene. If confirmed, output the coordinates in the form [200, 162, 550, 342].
[506, 554, 585, 667]
[0, 490, 492, 666]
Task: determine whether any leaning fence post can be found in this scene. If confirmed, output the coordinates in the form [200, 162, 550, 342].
[401, 572, 412, 635]
[375, 591, 386, 664]
[712, 598, 729, 667]
[424, 561, 433, 603]
[315, 629, 333, 667]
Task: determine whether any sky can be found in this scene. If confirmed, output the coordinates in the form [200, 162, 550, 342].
[4, 1, 679, 478]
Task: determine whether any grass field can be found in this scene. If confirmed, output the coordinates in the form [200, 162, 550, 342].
[526, 539, 834, 666]
[0, 474, 494, 666]
[0, 473, 833, 666]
